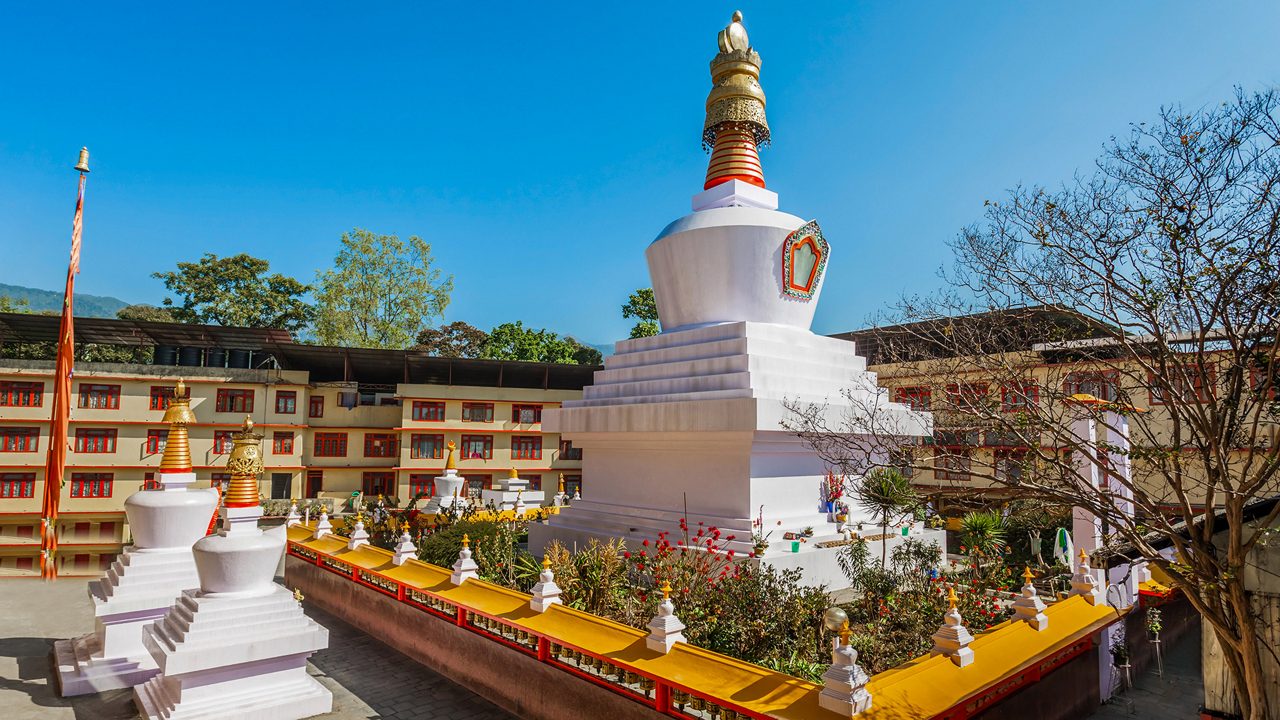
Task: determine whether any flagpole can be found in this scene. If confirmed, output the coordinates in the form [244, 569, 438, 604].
[39, 147, 90, 581]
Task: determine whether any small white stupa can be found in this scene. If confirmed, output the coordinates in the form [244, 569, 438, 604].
[421, 441, 470, 514]
[133, 417, 331, 720]
[56, 380, 219, 696]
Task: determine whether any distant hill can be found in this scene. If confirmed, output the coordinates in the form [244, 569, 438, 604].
[0, 283, 130, 318]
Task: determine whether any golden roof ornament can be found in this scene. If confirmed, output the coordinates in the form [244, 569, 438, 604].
[445, 441, 457, 470]
[702, 10, 769, 190]
[159, 379, 196, 473]
[508, 467, 520, 480]
[224, 415, 264, 508]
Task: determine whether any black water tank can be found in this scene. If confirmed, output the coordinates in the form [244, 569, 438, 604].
[205, 348, 227, 368]
[153, 345, 178, 366]
[227, 349, 251, 369]
[177, 347, 203, 366]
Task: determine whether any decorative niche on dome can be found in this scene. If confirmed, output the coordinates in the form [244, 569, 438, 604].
[781, 219, 829, 300]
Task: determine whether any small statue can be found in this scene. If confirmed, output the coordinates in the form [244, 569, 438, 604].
[718, 10, 749, 54]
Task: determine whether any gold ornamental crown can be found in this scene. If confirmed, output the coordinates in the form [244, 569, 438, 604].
[703, 10, 769, 150]
[224, 416, 264, 507]
[161, 379, 197, 426]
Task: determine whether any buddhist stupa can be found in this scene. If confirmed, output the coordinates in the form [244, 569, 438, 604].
[532, 12, 930, 586]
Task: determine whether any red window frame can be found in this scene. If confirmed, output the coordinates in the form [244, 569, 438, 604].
[74, 428, 117, 453]
[304, 470, 323, 497]
[511, 435, 542, 460]
[143, 472, 161, 490]
[562, 474, 582, 496]
[149, 385, 174, 411]
[945, 383, 989, 412]
[410, 433, 445, 460]
[461, 402, 494, 422]
[1001, 381, 1040, 411]
[0, 380, 44, 407]
[309, 395, 324, 418]
[313, 432, 348, 457]
[362, 472, 395, 496]
[363, 433, 398, 458]
[463, 474, 491, 498]
[78, 384, 121, 410]
[1149, 364, 1215, 405]
[70, 473, 114, 498]
[210, 473, 232, 492]
[512, 404, 543, 424]
[460, 434, 493, 459]
[215, 388, 254, 413]
[275, 390, 297, 414]
[934, 450, 972, 482]
[213, 430, 235, 454]
[0, 427, 38, 452]
[0, 472, 35, 498]
[893, 386, 931, 411]
[412, 401, 446, 422]
[408, 474, 435, 498]
[145, 429, 168, 455]
[1063, 371, 1119, 402]
[272, 431, 294, 455]
[558, 439, 582, 460]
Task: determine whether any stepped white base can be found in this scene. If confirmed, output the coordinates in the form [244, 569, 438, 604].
[57, 546, 200, 696]
[135, 584, 331, 720]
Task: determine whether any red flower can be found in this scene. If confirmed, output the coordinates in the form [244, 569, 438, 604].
[641, 539, 649, 547]
[623, 551, 632, 559]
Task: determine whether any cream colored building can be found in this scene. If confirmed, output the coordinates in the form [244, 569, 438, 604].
[0, 314, 594, 576]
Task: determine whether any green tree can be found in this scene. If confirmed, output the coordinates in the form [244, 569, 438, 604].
[0, 296, 32, 313]
[959, 510, 1007, 557]
[482, 321, 600, 365]
[153, 253, 312, 331]
[622, 287, 660, 338]
[414, 321, 489, 358]
[313, 229, 453, 349]
[116, 304, 175, 322]
[856, 469, 919, 569]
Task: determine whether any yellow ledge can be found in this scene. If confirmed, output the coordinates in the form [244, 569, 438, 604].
[287, 524, 1120, 720]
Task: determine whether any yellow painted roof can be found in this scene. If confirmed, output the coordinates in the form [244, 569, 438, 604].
[287, 524, 1119, 720]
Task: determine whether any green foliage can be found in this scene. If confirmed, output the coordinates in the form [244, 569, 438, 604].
[313, 229, 453, 348]
[482, 321, 600, 365]
[543, 538, 632, 618]
[960, 510, 1008, 557]
[116, 304, 175, 322]
[622, 288, 659, 338]
[0, 295, 32, 313]
[414, 321, 489, 358]
[154, 253, 312, 331]
[415, 519, 506, 569]
[856, 468, 920, 567]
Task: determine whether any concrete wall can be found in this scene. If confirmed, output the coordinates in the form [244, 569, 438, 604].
[285, 556, 665, 720]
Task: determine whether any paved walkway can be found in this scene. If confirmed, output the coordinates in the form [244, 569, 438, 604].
[0, 579, 512, 720]
[1088, 624, 1203, 718]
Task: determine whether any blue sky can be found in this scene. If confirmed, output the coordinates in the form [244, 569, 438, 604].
[2, 2, 1277, 346]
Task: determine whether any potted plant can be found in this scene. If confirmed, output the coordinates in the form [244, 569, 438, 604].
[802, 526, 815, 537]
[1110, 641, 1132, 689]
[1145, 607, 1164, 677]
[823, 470, 844, 515]
[751, 505, 777, 555]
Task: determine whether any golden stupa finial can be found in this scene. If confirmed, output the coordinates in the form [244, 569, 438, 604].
[702, 10, 769, 189]
[661, 581, 673, 600]
[1023, 566, 1035, 584]
[542, 556, 552, 570]
[838, 619, 851, 645]
[158, 378, 196, 474]
[224, 414, 264, 508]
[558, 473, 565, 493]
[947, 587, 958, 611]
[1079, 548, 1089, 563]
[74, 147, 91, 174]
[445, 441, 457, 470]
[461, 533, 470, 549]
[508, 466, 520, 480]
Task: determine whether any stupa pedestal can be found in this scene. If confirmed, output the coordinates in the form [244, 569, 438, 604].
[134, 419, 331, 720]
[56, 381, 219, 696]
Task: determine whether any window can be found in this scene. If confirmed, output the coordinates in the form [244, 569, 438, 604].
[511, 436, 542, 460]
[99, 521, 116, 539]
[70, 473, 113, 498]
[145, 429, 168, 455]
[309, 395, 324, 418]
[558, 440, 582, 460]
[460, 435, 493, 459]
[408, 474, 435, 498]
[337, 391, 358, 408]
[78, 384, 120, 409]
[143, 472, 161, 490]
[934, 451, 972, 482]
[517, 474, 543, 491]
[1001, 382, 1039, 411]
[275, 390, 297, 414]
[0, 428, 38, 452]
[0, 381, 43, 407]
[512, 404, 542, 424]
[562, 474, 582, 497]
[1063, 371, 1118, 402]
[305, 470, 323, 497]
[995, 449, 1027, 483]
[215, 388, 254, 413]
[933, 429, 980, 447]
[462, 403, 494, 422]
[314, 432, 348, 457]
[149, 385, 174, 411]
[945, 383, 990, 412]
[410, 434, 445, 460]
[893, 386, 931, 411]
[1149, 364, 1214, 405]
[463, 474, 491, 499]
[272, 432, 294, 455]
[0, 473, 35, 498]
[1251, 364, 1278, 400]
[364, 433, 398, 458]
[74, 428, 117, 453]
[412, 401, 446, 421]
[362, 472, 395, 496]
[210, 473, 231, 492]
[213, 431, 235, 454]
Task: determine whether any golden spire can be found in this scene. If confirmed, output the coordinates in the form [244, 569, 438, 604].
[661, 581, 673, 600]
[461, 533, 470, 549]
[1079, 548, 1089, 563]
[445, 440, 457, 470]
[542, 556, 552, 570]
[508, 467, 520, 480]
[158, 379, 197, 473]
[838, 620, 851, 646]
[558, 473, 565, 493]
[702, 10, 769, 190]
[947, 587, 958, 611]
[223, 415, 264, 508]
[1023, 566, 1035, 584]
